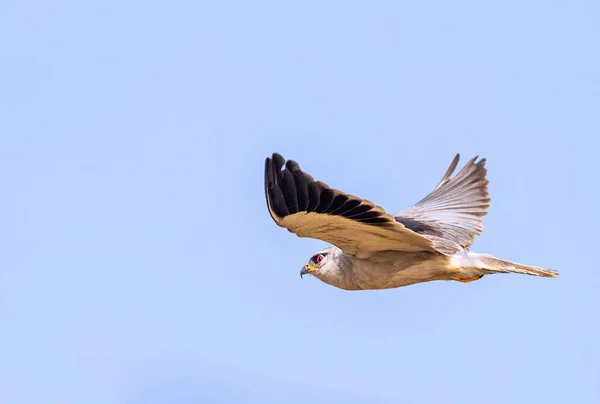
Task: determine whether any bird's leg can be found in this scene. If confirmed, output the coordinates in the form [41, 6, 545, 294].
[452, 275, 484, 283]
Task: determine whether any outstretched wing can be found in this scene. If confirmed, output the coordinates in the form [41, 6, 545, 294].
[394, 153, 490, 249]
[264, 153, 438, 257]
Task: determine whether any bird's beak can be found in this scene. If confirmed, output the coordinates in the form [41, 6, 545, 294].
[300, 264, 315, 279]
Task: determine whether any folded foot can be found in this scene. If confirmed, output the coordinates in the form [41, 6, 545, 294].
[452, 275, 484, 283]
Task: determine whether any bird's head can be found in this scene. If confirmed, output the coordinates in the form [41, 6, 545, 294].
[300, 246, 337, 279]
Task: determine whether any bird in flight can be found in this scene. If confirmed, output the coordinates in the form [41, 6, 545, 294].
[264, 152, 558, 291]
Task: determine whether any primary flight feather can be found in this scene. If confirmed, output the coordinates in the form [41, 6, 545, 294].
[264, 152, 558, 290]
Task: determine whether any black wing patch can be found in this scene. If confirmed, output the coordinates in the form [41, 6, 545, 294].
[394, 216, 444, 237]
[265, 153, 395, 226]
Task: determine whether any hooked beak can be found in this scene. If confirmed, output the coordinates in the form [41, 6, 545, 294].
[300, 264, 315, 279]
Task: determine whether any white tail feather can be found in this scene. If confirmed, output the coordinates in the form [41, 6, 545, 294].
[452, 252, 559, 279]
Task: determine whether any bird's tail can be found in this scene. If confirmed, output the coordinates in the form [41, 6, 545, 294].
[453, 252, 559, 279]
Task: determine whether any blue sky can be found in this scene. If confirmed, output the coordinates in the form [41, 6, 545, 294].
[1, 1, 599, 403]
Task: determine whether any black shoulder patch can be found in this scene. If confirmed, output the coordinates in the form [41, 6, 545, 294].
[394, 216, 443, 237]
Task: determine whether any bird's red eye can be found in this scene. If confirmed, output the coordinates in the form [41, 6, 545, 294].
[315, 254, 323, 264]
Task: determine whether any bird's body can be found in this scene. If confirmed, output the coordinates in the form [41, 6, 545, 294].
[309, 246, 450, 290]
[264, 152, 558, 291]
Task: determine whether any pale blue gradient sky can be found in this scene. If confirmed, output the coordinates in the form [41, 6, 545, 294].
[1, 1, 599, 403]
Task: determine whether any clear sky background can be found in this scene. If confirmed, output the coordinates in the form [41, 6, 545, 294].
[1, 1, 599, 403]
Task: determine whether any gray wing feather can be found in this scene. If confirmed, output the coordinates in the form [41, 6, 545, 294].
[395, 154, 490, 248]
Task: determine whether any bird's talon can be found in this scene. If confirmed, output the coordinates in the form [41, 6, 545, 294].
[452, 275, 483, 283]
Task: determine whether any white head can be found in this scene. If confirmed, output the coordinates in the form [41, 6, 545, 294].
[299, 246, 339, 280]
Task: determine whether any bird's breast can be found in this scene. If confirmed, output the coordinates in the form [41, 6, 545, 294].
[345, 251, 450, 290]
